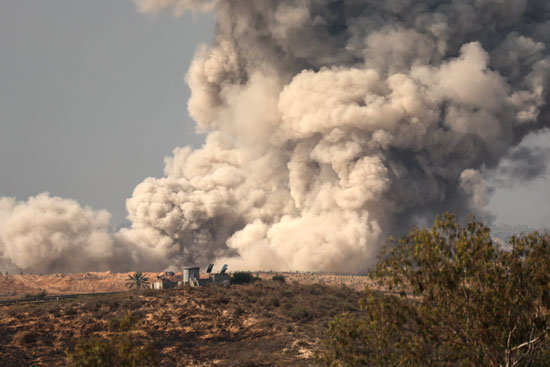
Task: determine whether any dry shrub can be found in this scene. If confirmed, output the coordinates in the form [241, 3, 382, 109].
[82, 301, 100, 313]
[12, 330, 37, 346]
[92, 308, 109, 320]
[288, 304, 312, 322]
[140, 289, 156, 297]
[67, 310, 158, 366]
[63, 306, 78, 317]
[66, 334, 158, 367]
[270, 296, 280, 308]
[231, 306, 244, 317]
[272, 275, 286, 283]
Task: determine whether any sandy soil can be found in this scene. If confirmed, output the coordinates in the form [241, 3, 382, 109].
[0, 281, 364, 366]
[0, 272, 163, 298]
[0, 270, 374, 299]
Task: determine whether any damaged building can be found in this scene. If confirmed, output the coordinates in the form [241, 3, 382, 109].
[152, 264, 229, 289]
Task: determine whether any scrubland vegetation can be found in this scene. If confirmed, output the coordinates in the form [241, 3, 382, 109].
[320, 213, 550, 367]
[0, 277, 361, 366]
[0, 213, 548, 367]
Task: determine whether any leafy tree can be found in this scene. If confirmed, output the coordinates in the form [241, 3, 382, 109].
[319, 213, 550, 367]
[126, 272, 150, 289]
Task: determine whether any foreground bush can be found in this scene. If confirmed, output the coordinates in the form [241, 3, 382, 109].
[319, 213, 550, 367]
[67, 335, 157, 367]
[66, 311, 158, 367]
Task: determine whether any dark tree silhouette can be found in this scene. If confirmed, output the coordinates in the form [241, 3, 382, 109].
[126, 272, 150, 289]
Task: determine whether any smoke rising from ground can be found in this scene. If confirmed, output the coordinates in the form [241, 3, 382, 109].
[0, 194, 160, 274]
[0, 194, 115, 274]
[1, 0, 549, 273]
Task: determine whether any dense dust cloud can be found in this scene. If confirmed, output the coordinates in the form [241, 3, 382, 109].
[1, 0, 548, 273]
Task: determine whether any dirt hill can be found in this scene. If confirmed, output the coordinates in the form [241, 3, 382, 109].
[0, 271, 372, 299]
[0, 279, 364, 366]
[0, 272, 166, 298]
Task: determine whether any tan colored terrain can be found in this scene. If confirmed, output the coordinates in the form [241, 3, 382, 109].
[0, 272, 166, 298]
[0, 271, 372, 299]
[256, 271, 374, 291]
[0, 280, 364, 366]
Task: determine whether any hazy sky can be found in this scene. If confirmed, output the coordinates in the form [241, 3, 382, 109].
[0, 0, 213, 226]
[0, 1, 548, 231]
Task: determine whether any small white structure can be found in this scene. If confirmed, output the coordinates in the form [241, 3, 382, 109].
[183, 264, 230, 287]
[152, 281, 164, 290]
[152, 271, 181, 289]
[183, 267, 200, 286]
[151, 265, 230, 289]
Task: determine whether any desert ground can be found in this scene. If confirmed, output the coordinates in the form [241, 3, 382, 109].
[0, 272, 369, 366]
[0, 271, 373, 299]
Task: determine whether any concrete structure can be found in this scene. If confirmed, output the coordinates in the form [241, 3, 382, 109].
[182, 264, 230, 287]
[183, 267, 200, 286]
[210, 273, 230, 286]
[151, 265, 230, 289]
[152, 278, 178, 290]
[152, 272, 181, 290]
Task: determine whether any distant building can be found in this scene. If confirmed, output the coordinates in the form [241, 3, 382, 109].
[151, 264, 230, 289]
[151, 272, 181, 290]
[183, 267, 200, 286]
[152, 279, 179, 290]
[209, 272, 230, 286]
[183, 264, 230, 287]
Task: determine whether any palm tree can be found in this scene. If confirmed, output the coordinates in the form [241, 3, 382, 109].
[126, 272, 150, 289]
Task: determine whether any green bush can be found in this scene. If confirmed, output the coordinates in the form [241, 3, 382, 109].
[66, 334, 157, 367]
[270, 296, 280, 308]
[289, 304, 311, 321]
[230, 271, 260, 285]
[109, 311, 135, 332]
[24, 290, 47, 299]
[67, 311, 157, 367]
[271, 275, 286, 283]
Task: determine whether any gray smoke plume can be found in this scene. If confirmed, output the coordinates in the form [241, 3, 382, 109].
[1, 0, 549, 273]
[0, 194, 160, 274]
[123, 0, 549, 272]
[494, 145, 549, 183]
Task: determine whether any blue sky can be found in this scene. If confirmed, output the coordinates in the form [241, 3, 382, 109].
[0, 1, 213, 226]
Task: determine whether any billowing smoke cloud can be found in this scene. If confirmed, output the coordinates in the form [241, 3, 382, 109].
[1, 0, 549, 273]
[0, 194, 115, 274]
[494, 145, 549, 183]
[0, 194, 165, 274]
[123, 0, 549, 271]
